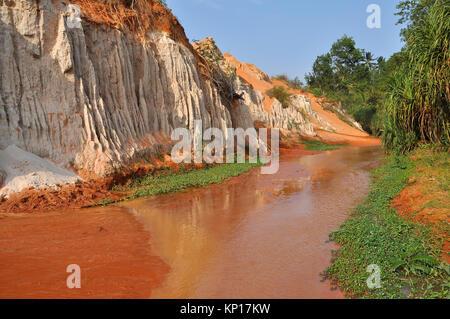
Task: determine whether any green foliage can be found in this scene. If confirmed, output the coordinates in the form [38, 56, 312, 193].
[306, 0, 449, 152]
[305, 53, 335, 94]
[325, 153, 449, 298]
[273, 74, 304, 89]
[130, 161, 260, 199]
[353, 106, 378, 134]
[302, 140, 347, 151]
[98, 161, 261, 206]
[396, 0, 438, 41]
[382, 0, 450, 153]
[305, 35, 389, 134]
[98, 197, 115, 207]
[266, 86, 292, 108]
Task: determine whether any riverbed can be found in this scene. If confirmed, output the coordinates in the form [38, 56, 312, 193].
[0, 146, 383, 298]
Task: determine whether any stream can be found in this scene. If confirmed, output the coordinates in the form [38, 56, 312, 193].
[118, 146, 383, 298]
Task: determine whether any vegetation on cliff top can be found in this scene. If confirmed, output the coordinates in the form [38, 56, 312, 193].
[193, 38, 239, 104]
[272, 74, 304, 90]
[266, 86, 293, 109]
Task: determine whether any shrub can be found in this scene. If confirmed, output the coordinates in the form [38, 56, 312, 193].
[273, 74, 304, 89]
[266, 86, 292, 109]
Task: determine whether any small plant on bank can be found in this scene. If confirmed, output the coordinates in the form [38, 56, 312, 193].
[98, 197, 115, 207]
[302, 140, 347, 151]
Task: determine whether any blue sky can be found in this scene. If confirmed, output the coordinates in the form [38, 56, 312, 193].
[166, 0, 405, 81]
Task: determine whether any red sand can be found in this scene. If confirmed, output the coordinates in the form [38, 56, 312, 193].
[0, 207, 169, 298]
[393, 177, 450, 264]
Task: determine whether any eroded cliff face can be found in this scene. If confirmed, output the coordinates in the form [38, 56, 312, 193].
[193, 38, 316, 136]
[0, 0, 234, 176]
[0, 0, 364, 183]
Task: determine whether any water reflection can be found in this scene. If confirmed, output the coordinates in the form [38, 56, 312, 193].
[120, 146, 383, 298]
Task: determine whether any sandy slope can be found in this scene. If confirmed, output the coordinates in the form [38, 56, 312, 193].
[0, 145, 81, 198]
[224, 54, 380, 147]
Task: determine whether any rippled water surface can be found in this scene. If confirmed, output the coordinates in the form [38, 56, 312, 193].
[118, 146, 383, 298]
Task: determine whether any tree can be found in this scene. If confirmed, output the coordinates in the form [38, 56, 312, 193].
[305, 35, 386, 134]
[364, 52, 377, 71]
[305, 53, 335, 94]
[383, 0, 450, 151]
[330, 35, 365, 75]
[396, 0, 438, 40]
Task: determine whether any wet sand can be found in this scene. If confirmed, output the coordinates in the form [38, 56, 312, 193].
[0, 208, 169, 299]
[0, 146, 383, 299]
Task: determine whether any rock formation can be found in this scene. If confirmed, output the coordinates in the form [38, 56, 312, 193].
[0, 0, 234, 176]
[0, 0, 366, 195]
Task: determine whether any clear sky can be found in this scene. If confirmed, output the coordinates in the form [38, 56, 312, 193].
[166, 0, 405, 81]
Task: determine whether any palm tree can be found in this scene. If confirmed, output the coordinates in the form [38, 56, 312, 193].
[364, 52, 377, 71]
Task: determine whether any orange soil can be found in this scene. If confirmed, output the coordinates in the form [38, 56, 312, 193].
[71, 0, 188, 45]
[393, 175, 450, 264]
[0, 180, 116, 215]
[0, 208, 169, 298]
[224, 53, 275, 112]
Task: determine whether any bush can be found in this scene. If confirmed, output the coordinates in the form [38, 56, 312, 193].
[353, 106, 377, 134]
[273, 74, 304, 89]
[266, 86, 292, 109]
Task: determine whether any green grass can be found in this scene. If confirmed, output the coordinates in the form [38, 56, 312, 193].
[100, 160, 262, 206]
[128, 161, 261, 199]
[302, 140, 347, 151]
[98, 197, 115, 207]
[325, 153, 450, 299]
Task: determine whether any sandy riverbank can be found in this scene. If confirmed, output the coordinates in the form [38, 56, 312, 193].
[0, 207, 169, 299]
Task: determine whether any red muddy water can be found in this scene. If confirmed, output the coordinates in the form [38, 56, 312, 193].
[121, 146, 383, 298]
[0, 146, 383, 298]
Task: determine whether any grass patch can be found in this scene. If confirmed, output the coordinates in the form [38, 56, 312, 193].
[302, 140, 347, 151]
[129, 161, 260, 199]
[325, 152, 450, 299]
[100, 160, 262, 206]
[98, 197, 115, 207]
